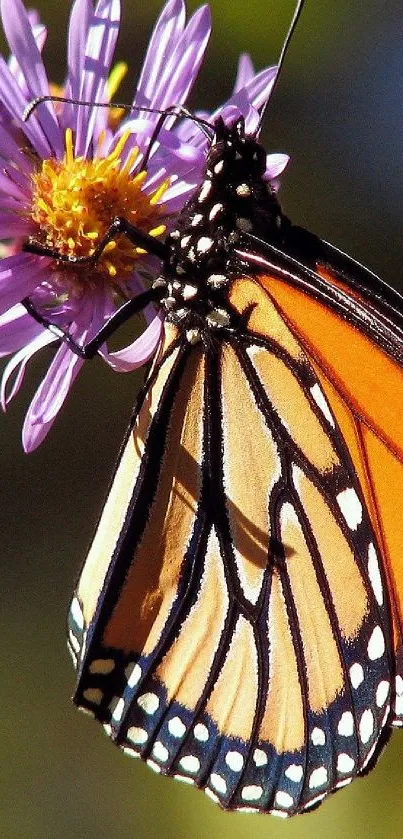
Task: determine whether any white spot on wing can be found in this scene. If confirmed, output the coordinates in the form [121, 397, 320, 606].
[179, 755, 200, 774]
[241, 785, 263, 802]
[209, 203, 224, 220]
[376, 680, 390, 707]
[173, 774, 195, 785]
[337, 753, 355, 773]
[110, 696, 125, 722]
[152, 741, 169, 763]
[147, 759, 161, 773]
[309, 767, 328, 789]
[367, 543, 383, 605]
[127, 726, 148, 745]
[126, 662, 142, 687]
[311, 727, 326, 746]
[197, 236, 214, 253]
[285, 764, 303, 782]
[336, 777, 353, 789]
[350, 662, 364, 689]
[225, 751, 244, 772]
[168, 716, 186, 738]
[253, 748, 267, 767]
[205, 788, 220, 803]
[338, 711, 354, 737]
[210, 773, 227, 795]
[367, 625, 385, 660]
[337, 487, 363, 529]
[310, 383, 335, 428]
[359, 709, 374, 743]
[275, 791, 293, 809]
[193, 723, 209, 742]
[270, 809, 289, 819]
[137, 692, 159, 715]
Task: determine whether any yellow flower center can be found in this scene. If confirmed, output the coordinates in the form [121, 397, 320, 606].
[30, 128, 168, 294]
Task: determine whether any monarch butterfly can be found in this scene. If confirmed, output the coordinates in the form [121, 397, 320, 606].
[58, 108, 403, 817]
[23, 3, 403, 820]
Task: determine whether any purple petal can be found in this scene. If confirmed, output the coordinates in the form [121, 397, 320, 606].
[63, 0, 93, 130]
[135, 0, 186, 110]
[102, 313, 163, 371]
[0, 125, 33, 175]
[0, 216, 33, 239]
[264, 153, 290, 180]
[75, 0, 121, 157]
[211, 64, 277, 130]
[22, 343, 84, 451]
[0, 0, 63, 156]
[238, 65, 277, 112]
[1, 327, 55, 408]
[66, 0, 92, 98]
[0, 253, 51, 313]
[233, 54, 255, 91]
[133, 4, 211, 152]
[0, 302, 43, 356]
[0, 55, 52, 158]
[8, 22, 47, 90]
[0, 171, 28, 201]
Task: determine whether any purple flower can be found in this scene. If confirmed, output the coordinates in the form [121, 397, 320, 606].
[0, 0, 288, 451]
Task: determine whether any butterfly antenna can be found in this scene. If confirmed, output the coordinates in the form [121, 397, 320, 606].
[259, 0, 306, 126]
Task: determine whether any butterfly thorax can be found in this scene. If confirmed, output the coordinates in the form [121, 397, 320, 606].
[155, 117, 287, 343]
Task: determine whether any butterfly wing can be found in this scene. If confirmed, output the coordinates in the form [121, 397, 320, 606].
[68, 262, 395, 816]
[240, 231, 403, 728]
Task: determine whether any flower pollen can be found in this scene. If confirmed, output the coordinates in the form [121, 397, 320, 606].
[29, 128, 168, 292]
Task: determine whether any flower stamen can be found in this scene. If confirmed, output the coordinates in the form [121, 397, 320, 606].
[29, 129, 169, 294]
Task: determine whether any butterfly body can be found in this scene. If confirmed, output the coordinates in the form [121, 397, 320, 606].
[156, 117, 290, 338]
[68, 117, 403, 816]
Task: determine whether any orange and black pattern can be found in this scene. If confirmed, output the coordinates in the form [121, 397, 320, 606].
[68, 117, 403, 817]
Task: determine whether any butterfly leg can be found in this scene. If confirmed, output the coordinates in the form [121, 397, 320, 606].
[23, 215, 168, 264]
[22, 285, 164, 359]
[21, 216, 168, 357]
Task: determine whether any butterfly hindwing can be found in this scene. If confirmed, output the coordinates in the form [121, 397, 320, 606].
[68, 268, 394, 815]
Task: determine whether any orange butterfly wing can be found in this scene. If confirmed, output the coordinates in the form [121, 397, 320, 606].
[68, 263, 395, 816]
[260, 264, 403, 719]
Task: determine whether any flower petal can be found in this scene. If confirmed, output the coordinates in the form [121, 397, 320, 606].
[264, 152, 290, 180]
[1, 327, 55, 409]
[75, 0, 121, 156]
[0, 55, 52, 158]
[0, 254, 49, 313]
[0, 302, 43, 355]
[0, 0, 63, 156]
[22, 342, 84, 451]
[102, 313, 163, 371]
[63, 0, 93, 129]
[8, 20, 47, 91]
[135, 0, 186, 110]
[133, 3, 211, 155]
[66, 0, 92, 99]
[233, 54, 255, 91]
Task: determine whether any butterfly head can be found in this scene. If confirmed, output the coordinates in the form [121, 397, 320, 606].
[207, 116, 267, 181]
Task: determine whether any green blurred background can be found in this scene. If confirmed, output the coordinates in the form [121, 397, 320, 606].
[1, 1, 403, 837]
